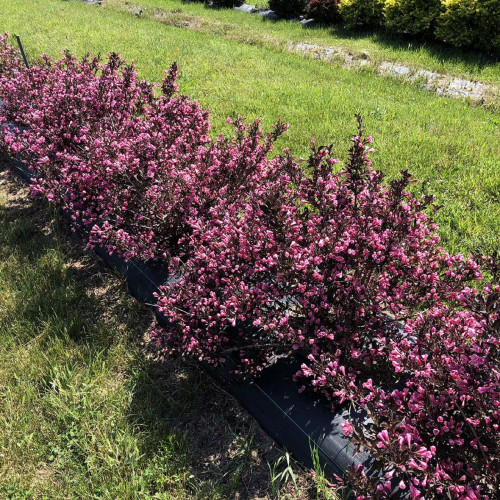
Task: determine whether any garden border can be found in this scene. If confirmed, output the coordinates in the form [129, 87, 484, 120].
[3, 124, 405, 498]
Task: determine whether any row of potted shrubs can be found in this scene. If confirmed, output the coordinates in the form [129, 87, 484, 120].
[0, 35, 498, 498]
[203, 0, 499, 55]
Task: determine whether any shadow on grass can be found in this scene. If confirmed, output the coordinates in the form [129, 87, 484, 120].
[130, 355, 286, 498]
[0, 162, 293, 499]
[334, 26, 496, 66]
[255, 12, 499, 69]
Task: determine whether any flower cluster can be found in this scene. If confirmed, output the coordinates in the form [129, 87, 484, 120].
[305, 273, 499, 498]
[1, 36, 498, 498]
[0, 39, 286, 261]
[157, 119, 497, 497]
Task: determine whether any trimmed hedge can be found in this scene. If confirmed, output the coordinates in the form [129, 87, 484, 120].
[271, 0, 500, 54]
[384, 0, 442, 35]
[435, 0, 500, 54]
[435, 0, 477, 48]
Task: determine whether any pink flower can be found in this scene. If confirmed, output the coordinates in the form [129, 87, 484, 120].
[1, 38, 497, 499]
[340, 421, 354, 436]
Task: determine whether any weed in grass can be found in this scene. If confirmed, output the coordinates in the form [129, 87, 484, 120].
[270, 452, 298, 498]
[309, 444, 338, 500]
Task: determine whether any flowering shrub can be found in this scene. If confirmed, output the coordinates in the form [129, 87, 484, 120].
[306, 0, 342, 24]
[1, 50, 208, 259]
[156, 117, 498, 497]
[157, 115, 480, 370]
[334, 256, 500, 498]
[1, 36, 499, 498]
[0, 39, 286, 261]
[339, 0, 386, 29]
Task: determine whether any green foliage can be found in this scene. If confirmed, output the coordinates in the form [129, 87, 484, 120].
[435, 0, 477, 48]
[0, 190, 192, 499]
[475, 0, 500, 54]
[435, 0, 500, 54]
[384, 0, 442, 35]
[339, 0, 386, 29]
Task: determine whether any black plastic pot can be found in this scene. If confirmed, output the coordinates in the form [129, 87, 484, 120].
[95, 247, 378, 489]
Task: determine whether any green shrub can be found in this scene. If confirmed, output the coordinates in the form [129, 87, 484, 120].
[435, 0, 500, 54]
[269, 0, 308, 18]
[435, 0, 477, 48]
[339, 0, 386, 29]
[474, 0, 500, 54]
[384, 0, 442, 35]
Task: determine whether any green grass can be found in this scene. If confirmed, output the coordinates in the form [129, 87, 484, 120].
[0, 173, 187, 499]
[108, 0, 500, 84]
[0, 168, 316, 499]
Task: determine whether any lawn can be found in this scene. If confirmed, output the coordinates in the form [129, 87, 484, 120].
[0, 166, 318, 499]
[1, 0, 498, 255]
[107, 0, 500, 85]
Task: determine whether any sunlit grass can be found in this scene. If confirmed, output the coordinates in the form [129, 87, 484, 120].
[114, 0, 500, 84]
